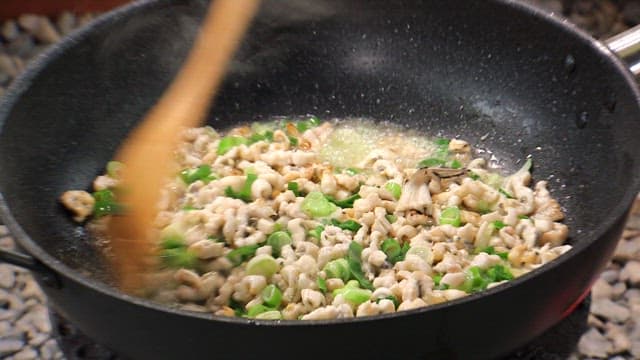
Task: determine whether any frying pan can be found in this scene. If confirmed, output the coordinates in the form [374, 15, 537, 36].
[1, 0, 640, 359]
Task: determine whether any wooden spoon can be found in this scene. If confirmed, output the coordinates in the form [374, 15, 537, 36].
[107, 0, 261, 293]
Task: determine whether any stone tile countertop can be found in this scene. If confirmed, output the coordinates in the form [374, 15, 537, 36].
[1, 1, 640, 359]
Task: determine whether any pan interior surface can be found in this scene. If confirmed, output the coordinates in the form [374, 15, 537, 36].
[0, 0, 638, 318]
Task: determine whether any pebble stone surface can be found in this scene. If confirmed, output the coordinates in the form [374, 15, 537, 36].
[0, 1, 640, 359]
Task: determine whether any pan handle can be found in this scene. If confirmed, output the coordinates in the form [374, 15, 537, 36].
[606, 25, 640, 77]
[0, 247, 62, 289]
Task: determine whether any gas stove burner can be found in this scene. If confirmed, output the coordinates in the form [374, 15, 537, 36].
[49, 296, 590, 360]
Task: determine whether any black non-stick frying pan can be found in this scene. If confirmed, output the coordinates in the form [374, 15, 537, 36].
[1, 0, 640, 359]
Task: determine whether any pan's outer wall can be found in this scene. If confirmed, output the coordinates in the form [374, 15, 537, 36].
[0, 0, 639, 359]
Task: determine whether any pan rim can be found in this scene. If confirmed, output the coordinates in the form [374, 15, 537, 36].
[0, 0, 639, 328]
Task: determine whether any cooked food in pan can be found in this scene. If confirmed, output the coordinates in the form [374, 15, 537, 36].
[61, 117, 570, 320]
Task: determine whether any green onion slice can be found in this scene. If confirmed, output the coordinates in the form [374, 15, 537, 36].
[92, 189, 122, 218]
[226, 244, 260, 265]
[301, 191, 338, 218]
[323, 258, 350, 282]
[106, 160, 123, 178]
[384, 182, 402, 199]
[225, 173, 258, 203]
[287, 182, 301, 196]
[418, 158, 446, 168]
[330, 218, 362, 232]
[440, 206, 462, 227]
[347, 242, 374, 290]
[217, 136, 248, 155]
[261, 284, 283, 308]
[180, 164, 216, 184]
[324, 193, 361, 208]
[266, 231, 292, 258]
[246, 254, 279, 278]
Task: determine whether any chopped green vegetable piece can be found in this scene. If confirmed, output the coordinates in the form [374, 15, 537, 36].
[180, 165, 216, 184]
[246, 254, 279, 278]
[226, 244, 260, 265]
[295, 117, 321, 133]
[160, 248, 197, 269]
[347, 242, 374, 290]
[324, 193, 361, 208]
[384, 182, 402, 200]
[376, 295, 399, 309]
[248, 131, 274, 144]
[381, 238, 401, 260]
[181, 204, 197, 211]
[433, 272, 450, 290]
[228, 299, 246, 317]
[323, 258, 350, 282]
[287, 182, 301, 196]
[385, 214, 397, 223]
[254, 310, 282, 320]
[295, 122, 309, 133]
[106, 160, 123, 178]
[287, 135, 299, 146]
[301, 191, 338, 218]
[460, 266, 490, 293]
[92, 189, 121, 218]
[217, 136, 248, 155]
[161, 236, 184, 250]
[330, 218, 362, 232]
[469, 172, 481, 181]
[381, 238, 409, 264]
[307, 116, 320, 126]
[478, 246, 496, 255]
[477, 245, 509, 260]
[333, 280, 372, 305]
[246, 304, 273, 318]
[499, 188, 515, 199]
[418, 158, 446, 168]
[518, 215, 530, 220]
[344, 167, 360, 176]
[449, 159, 462, 169]
[432, 274, 443, 286]
[266, 231, 292, 258]
[308, 225, 324, 240]
[459, 264, 514, 293]
[261, 284, 283, 308]
[440, 206, 462, 227]
[336, 287, 372, 305]
[492, 220, 507, 230]
[486, 264, 514, 282]
[160, 223, 185, 249]
[225, 173, 258, 202]
[434, 138, 450, 158]
[317, 277, 327, 293]
[344, 280, 360, 289]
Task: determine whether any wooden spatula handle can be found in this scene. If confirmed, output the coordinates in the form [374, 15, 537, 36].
[109, 0, 260, 293]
